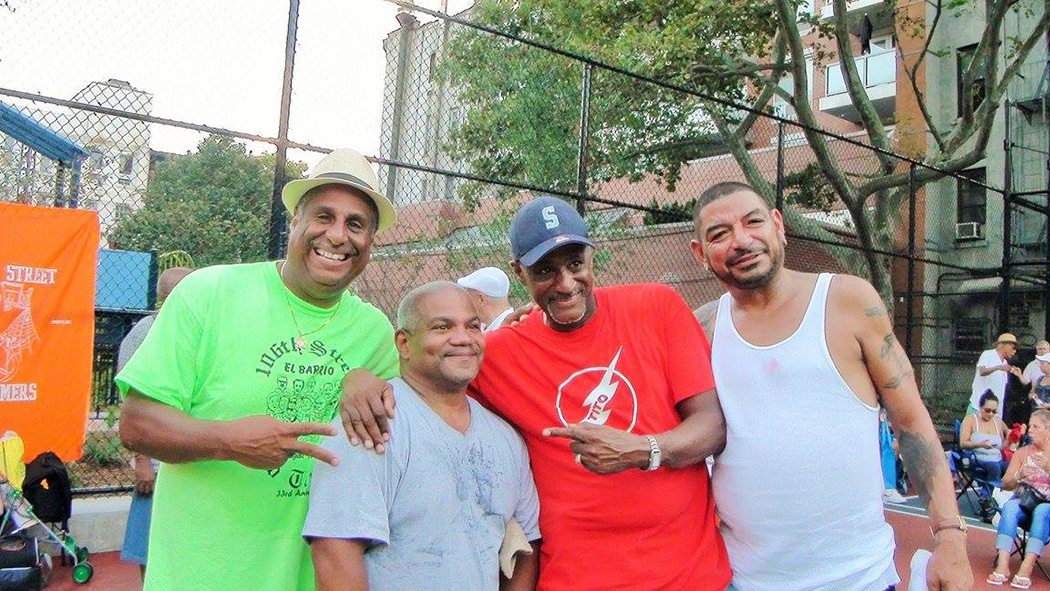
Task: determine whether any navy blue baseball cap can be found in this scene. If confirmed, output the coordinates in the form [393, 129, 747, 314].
[509, 197, 594, 267]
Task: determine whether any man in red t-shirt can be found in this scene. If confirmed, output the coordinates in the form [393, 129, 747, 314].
[342, 197, 730, 590]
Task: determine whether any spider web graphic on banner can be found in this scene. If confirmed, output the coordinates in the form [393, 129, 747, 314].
[1, 286, 40, 384]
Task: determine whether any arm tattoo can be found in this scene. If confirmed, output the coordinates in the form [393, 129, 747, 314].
[883, 371, 914, 390]
[879, 334, 894, 359]
[898, 430, 945, 508]
[877, 333, 910, 389]
[865, 306, 887, 317]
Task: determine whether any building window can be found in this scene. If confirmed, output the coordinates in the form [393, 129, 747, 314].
[956, 168, 986, 226]
[954, 319, 986, 355]
[957, 44, 986, 116]
[120, 154, 134, 176]
[88, 150, 106, 173]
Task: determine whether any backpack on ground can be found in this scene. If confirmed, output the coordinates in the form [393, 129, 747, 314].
[21, 453, 72, 525]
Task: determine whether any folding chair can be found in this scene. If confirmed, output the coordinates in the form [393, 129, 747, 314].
[949, 419, 1001, 521]
[992, 504, 1050, 582]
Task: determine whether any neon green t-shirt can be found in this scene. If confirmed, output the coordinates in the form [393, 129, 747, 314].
[116, 262, 398, 591]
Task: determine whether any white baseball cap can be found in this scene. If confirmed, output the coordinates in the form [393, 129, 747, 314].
[457, 267, 510, 298]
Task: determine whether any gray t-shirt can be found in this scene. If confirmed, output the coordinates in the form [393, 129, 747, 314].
[303, 378, 541, 591]
[117, 314, 155, 372]
[118, 314, 160, 471]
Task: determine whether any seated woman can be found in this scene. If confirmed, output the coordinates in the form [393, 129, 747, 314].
[961, 390, 1010, 481]
[988, 409, 1050, 589]
[1030, 353, 1050, 410]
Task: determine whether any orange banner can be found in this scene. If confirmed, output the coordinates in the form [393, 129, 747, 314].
[1, 202, 99, 462]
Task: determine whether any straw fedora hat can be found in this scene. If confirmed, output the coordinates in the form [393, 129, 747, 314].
[281, 149, 396, 234]
[996, 332, 1018, 345]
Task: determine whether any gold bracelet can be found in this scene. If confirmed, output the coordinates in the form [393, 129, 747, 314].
[930, 515, 967, 538]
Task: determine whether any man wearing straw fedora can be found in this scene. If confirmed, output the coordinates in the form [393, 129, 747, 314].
[970, 332, 1023, 419]
[117, 149, 400, 591]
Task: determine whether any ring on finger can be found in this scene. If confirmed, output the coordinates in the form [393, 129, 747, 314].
[574, 453, 583, 465]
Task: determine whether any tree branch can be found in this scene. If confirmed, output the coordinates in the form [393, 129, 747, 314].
[954, 0, 1009, 133]
[733, 32, 789, 139]
[831, 0, 895, 172]
[858, 148, 985, 196]
[900, 0, 947, 150]
[774, 0, 859, 211]
[942, 0, 1046, 155]
[691, 59, 791, 78]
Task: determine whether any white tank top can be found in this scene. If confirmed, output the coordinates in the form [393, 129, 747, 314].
[710, 273, 898, 591]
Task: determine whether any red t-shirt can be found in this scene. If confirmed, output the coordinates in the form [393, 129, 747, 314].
[470, 284, 730, 591]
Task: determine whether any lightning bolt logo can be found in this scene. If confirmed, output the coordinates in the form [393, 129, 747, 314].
[580, 347, 623, 425]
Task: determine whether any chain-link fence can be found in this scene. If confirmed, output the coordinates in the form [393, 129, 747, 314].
[1, 0, 1047, 494]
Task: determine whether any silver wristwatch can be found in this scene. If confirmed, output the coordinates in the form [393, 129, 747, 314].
[644, 435, 662, 471]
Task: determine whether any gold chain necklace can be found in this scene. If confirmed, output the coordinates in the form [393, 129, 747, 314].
[279, 262, 343, 352]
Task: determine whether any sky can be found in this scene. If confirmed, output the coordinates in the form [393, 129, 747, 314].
[0, 0, 471, 167]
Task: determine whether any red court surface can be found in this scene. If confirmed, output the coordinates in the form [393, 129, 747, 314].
[44, 508, 1050, 590]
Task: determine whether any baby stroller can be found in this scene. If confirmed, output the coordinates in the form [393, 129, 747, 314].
[1, 475, 93, 586]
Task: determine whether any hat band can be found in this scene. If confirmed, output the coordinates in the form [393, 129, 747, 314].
[317, 171, 375, 192]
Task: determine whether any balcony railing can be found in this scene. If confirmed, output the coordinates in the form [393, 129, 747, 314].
[825, 50, 896, 96]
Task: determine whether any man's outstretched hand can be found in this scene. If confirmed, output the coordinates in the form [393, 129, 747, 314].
[220, 416, 338, 469]
[339, 368, 396, 454]
[543, 423, 650, 474]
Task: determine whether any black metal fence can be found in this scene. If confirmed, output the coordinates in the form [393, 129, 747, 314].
[1, 0, 1047, 494]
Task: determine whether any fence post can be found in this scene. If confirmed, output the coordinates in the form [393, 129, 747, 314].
[1045, 130, 1050, 340]
[385, 12, 418, 204]
[575, 63, 593, 215]
[776, 120, 785, 211]
[906, 164, 917, 357]
[53, 161, 66, 207]
[999, 100, 1013, 333]
[267, 0, 301, 260]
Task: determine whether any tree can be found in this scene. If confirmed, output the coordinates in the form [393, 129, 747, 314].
[108, 136, 305, 266]
[441, 0, 1050, 299]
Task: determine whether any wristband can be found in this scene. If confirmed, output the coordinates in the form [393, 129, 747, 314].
[930, 515, 967, 538]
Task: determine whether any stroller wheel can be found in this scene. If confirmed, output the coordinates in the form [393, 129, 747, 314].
[76, 546, 88, 563]
[72, 562, 93, 584]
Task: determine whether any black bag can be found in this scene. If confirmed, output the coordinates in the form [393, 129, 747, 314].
[1015, 484, 1049, 514]
[22, 452, 72, 524]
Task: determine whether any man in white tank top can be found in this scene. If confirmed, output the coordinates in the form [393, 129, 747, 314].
[689, 182, 972, 591]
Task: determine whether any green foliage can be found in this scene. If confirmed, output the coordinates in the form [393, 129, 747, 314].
[81, 430, 126, 468]
[642, 198, 696, 225]
[107, 136, 306, 266]
[442, 0, 769, 205]
[158, 250, 195, 271]
[782, 163, 838, 211]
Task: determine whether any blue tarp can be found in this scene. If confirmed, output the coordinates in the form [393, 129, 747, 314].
[0, 101, 88, 165]
[95, 249, 155, 312]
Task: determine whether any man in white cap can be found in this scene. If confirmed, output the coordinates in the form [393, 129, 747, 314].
[117, 149, 400, 591]
[457, 266, 514, 332]
[970, 332, 1023, 418]
[1021, 340, 1050, 387]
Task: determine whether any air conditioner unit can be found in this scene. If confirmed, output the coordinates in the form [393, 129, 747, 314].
[955, 221, 984, 240]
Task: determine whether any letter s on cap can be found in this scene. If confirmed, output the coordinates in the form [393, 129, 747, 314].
[542, 206, 560, 229]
